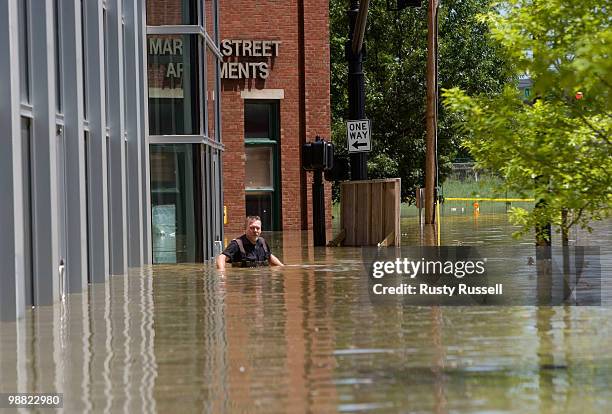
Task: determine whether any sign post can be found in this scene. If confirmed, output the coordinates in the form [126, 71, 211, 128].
[347, 0, 369, 180]
[425, 0, 439, 225]
[346, 119, 371, 153]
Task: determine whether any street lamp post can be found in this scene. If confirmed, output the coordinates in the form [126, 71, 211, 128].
[347, 0, 368, 181]
[347, 0, 438, 221]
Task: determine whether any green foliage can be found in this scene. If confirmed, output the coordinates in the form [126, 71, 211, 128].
[330, 0, 513, 201]
[444, 0, 612, 238]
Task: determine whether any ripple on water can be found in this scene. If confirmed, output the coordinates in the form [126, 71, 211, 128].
[0, 216, 610, 412]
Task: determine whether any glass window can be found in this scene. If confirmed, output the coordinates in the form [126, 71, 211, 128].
[106, 137, 111, 259]
[245, 146, 273, 189]
[84, 132, 91, 282]
[244, 101, 280, 230]
[21, 118, 33, 305]
[150, 144, 202, 263]
[245, 103, 273, 139]
[246, 193, 272, 231]
[206, 45, 218, 141]
[148, 34, 200, 135]
[18, 0, 30, 103]
[56, 127, 67, 271]
[146, 0, 198, 25]
[81, 0, 87, 118]
[54, 0, 62, 112]
[103, 10, 108, 122]
[122, 22, 127, 128]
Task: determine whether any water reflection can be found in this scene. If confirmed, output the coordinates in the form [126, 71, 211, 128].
[0, 216, 611, 412]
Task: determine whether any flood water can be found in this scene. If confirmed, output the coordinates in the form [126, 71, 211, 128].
[1, 213, 611, 413]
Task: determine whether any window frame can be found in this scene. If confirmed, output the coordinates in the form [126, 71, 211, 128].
[244, 100, 281, 230]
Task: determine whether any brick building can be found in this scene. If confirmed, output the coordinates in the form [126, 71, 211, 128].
[219, 0, 333, 235]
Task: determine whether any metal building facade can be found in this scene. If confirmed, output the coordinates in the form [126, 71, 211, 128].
[0, 0, 223, 321]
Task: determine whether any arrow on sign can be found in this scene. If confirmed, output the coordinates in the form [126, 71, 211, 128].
[351, 141, 368, 150]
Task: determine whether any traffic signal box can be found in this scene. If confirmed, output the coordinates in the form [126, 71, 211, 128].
[302, 136, 334, 171]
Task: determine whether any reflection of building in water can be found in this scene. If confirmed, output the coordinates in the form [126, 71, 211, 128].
[1, 0, 223, 320]
[223, 266, 338, 411]
[0, 269, 159, 412]
[0, 264, 337, 411]
[151, 266, 229, 413]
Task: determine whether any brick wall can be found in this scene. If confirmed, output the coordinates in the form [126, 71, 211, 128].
[220, 0, 332, 235]
[303, 0, 332, 232]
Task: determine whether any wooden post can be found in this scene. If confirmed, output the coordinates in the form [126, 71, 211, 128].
[425, 0, 438, 224]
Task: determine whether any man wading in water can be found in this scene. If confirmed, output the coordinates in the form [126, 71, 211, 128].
[216, 216, 284, 270]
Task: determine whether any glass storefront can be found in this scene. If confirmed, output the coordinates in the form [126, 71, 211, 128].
[146, 0, 222, 263]
[147, 34, 200, 136]
[150, 144, 202, 263]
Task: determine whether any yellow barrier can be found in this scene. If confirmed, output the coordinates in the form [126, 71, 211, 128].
[436, 202, 441, 246]
[445, 197, 534, 202]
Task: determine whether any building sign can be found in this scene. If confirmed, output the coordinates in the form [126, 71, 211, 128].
[346, 119, 372, 153]
[148, 37, 184, 79]
[147, 36, 186, 99]
[220, 39, 281, 80]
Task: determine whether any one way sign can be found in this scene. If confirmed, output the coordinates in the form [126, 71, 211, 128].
[346, 119, 371, 153]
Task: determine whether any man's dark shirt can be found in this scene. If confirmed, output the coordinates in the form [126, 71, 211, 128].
[222, 235, 271, 264]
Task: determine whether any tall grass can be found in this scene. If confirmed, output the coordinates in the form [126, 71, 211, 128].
[441, 176, 528, 199]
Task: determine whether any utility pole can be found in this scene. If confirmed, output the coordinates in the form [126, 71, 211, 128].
[425, 0, 439, 224]
[347, 0, 369, 180]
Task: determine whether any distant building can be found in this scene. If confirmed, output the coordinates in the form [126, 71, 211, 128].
[518, 75, 533, 101]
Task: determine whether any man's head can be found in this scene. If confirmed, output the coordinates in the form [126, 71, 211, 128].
[245, 216, 262, 243]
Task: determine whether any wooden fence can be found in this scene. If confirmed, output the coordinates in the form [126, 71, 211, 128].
[336, 178, 401, 247]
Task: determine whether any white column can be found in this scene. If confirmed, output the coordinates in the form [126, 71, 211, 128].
[139, 0, 152, 264]
[30, 0, 60, 305]
[85, 0, 110, 283]
[123, 0, 146, 267]
[62, 0, 88, 293]
[106, 0, 128, 275]
[0, 0, 26, 320]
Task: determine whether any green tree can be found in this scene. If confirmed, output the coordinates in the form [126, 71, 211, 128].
[330, 0, 513, 201]
[444, 0, 612, 239]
